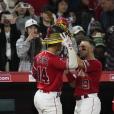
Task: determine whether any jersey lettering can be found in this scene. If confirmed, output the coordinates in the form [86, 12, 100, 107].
[37, 66, 49, 84]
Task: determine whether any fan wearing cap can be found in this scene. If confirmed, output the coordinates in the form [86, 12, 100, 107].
[32, 25, 78, 114]
[92, 32, 106, 69]
[72, 25, 85, 45]
[89, 21, 103, 36]
[16, 18, 42, 72]
[89, 21, 106, 69]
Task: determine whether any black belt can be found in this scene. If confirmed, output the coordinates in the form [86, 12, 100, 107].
[75, 94, 89, 100]
[38, 89, 61, 94]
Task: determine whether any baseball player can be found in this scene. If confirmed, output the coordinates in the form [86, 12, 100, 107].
[32, 25, 78, 114]
[67, 38, 102, 114]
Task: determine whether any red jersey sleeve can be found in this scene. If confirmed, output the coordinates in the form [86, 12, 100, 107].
[51, 57, 67, 70]
[83, 60, 102, 73]
[66, 71, 76, 82]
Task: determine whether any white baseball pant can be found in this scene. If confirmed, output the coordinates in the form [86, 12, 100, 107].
[34, 90, 62, 114]
[74, 93, 101, 114]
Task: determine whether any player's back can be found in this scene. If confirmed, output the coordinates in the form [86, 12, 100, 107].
[34, 50, 67, 92]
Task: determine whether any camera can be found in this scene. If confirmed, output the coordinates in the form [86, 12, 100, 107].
[21, 3, 30, 8]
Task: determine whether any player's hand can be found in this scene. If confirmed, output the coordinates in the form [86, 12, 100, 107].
[60, 32, 73, 48]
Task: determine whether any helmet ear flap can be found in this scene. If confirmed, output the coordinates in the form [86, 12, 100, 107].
[56, 17, 69, 32]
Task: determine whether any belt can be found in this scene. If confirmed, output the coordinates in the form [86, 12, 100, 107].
[75, 94, 89, 100]
[75, 93, 98, 101]
[38, 89, 61, 98]
[38, 89, 50, 93]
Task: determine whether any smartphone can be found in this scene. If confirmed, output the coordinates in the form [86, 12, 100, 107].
[21, 3, 30, 8]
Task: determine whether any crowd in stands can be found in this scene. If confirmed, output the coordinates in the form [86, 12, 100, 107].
[0, 0, 114, 72]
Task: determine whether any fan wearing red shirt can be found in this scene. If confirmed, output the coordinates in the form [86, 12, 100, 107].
[67, 38, 102, 114]
[32, 25, 78, 114]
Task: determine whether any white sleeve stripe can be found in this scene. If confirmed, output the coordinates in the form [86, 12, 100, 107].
[83, 61, 87, 72]
[84, 60, 90, 66]
[83, 60, 90, 72]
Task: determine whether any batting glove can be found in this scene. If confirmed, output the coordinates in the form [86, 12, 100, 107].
[60, 32, 73, 49]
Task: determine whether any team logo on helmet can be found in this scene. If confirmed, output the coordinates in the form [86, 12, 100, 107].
[56, 17, 68, 31]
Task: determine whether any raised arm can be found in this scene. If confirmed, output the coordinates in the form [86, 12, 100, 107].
[60, 33, 78, 69]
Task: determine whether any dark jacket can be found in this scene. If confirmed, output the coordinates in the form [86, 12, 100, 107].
[100, 9, 114, 31]
[0, 24, 21, 71]
[76, 1, 95, 32]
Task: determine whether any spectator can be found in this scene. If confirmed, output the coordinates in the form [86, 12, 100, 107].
[87, 20, 106, 69]
[56, 0, 69, 18]
[94, 1, 102, 20]
[105, 26, 114, 70]
[0, 11, 21, 71]
[16, 18, 42, 72]
[99, 27, 114, 114]
[99, 0, 114, 31]
[92, 32, 106, 70]
[13, 2, 39, 34]
[46, 0, 58, 13]
[88, 0, 98, 10]
[71, 25, 85, 45]
[39, 8, 55, 39]
[3, 0, 17, 13]
[89, 20, 103, 36]
[72, 25, 85, 36]
[76, 0, 95, 32]
[0, 0, 7, 13]
[25, 0, 49, 16]
[68, 11, 77, 27]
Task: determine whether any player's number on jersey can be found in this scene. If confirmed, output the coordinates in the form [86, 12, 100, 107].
[37, 66, 49, 84]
